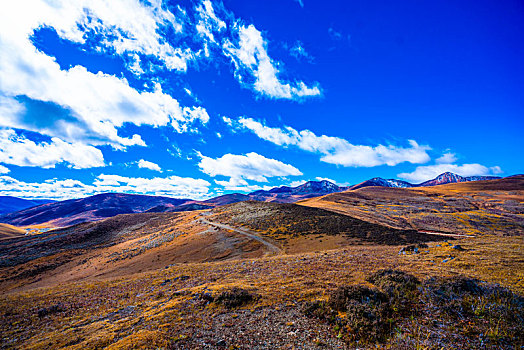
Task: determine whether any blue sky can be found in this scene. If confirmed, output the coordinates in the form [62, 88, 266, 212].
[0, 0, 522, 200]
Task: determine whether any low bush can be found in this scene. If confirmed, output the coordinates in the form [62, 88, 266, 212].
[304, 271, 524, 347]
[367, 269, 420, 315]
[215, 287, 258, 308]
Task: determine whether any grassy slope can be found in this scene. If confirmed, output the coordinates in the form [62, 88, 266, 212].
[0, 235, 522, 349]
[299, 177, 524, 236]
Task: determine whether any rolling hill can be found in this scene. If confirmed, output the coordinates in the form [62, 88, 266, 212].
[300, 176, 524, 236]
[0, 193, 192, 227]
[0, 196, 55, 215]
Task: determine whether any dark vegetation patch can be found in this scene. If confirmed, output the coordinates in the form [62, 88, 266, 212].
[304, 270, 524, 347]
[213, 201, 448, 245]
[214, 287, 259, 309]
[36, 304, 64, 318]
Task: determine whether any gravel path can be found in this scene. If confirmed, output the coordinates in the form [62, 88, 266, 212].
[199, 218, 282, 255]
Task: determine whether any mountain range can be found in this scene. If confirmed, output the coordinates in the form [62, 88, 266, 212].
[347, 172, 501, 190]
[0, 172, 508, 227]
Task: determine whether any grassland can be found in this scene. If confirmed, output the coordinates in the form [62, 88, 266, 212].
[0, 234, 523, 349]
[0, 177, 523, 349]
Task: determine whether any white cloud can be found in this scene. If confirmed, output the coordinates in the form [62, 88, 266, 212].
[223, 24, 321, 100]
[138, 159, 162, 172]
[232, 117, 431, 167]
[214, 177, 273, 192]
[0, 129, 104, 169]
[287, 180, 307, 187]
[222, 116, 234, 127]
[195, 0, 227, 43]
[314, 177, 349, 186]
[436, 152, 458, 164]
[0, 164, 10, 174]
[0, 173, 211, 200]
[398, 163, 503, 183]
[0, 0, 209, 153]
[198, 151, 302, 184]
[93, 174, 210, 198]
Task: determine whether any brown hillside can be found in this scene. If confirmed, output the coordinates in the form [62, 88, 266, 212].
[299, 176, 524, 235]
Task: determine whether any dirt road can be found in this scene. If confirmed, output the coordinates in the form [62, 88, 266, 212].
[199, 218, 282, 255]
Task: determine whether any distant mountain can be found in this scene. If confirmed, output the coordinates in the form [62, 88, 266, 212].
[202, 193, 251, 206]
[0, 196, 55, 215]
[0, 181, 347, 227]
[348, 172, 502, 191]
[418, 172, 501, 187]
[0, 193, 192, 227]
[349, 178, 413, 191]
[0, 175, 508, 228]
[248, 180, 347, 203]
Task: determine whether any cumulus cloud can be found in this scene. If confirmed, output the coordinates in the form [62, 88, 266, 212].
[231, 117, 431, 167]
[198, 151, 302, 184]
[223, 24, 321, 100]
[0, 0, 211, 159]
[436, 152, 458, 164]
[0, 173, 211, 200]
[0, 0, 320, 173]
[93, 174, 210, 198]
[398, 163, 503, 183]
[398, 150, 503, 183]
[0, 165, 10, 174]
[137, 159, 162, 172]
[0, 129, 104, 169]
[213, 177, 273, 192]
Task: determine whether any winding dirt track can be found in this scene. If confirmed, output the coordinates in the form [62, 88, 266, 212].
[199, 218, 282, 255]
[417, 230, 475, 238]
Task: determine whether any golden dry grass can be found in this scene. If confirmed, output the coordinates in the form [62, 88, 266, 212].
[0, 235, 522, 349]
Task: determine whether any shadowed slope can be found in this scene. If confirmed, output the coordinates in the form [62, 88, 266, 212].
[209, 201, 449, 251]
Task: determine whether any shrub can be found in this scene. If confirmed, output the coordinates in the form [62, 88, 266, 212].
[332, 286, 391, 342]
[215, 287, 258, 308]
[367, 269, 420, 315]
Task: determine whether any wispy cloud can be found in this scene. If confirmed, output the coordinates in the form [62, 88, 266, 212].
[289, 40, 314, 62]
[294, 0, 304, 8]
[229, 117, 431, 167]
[223, 24, 321, 100]
[435, 152, 458, 164]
